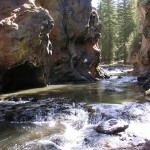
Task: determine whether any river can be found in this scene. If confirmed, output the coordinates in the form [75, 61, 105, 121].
[0, 66, 149, 150]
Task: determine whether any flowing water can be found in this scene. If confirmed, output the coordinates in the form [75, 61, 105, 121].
[0, 66, 150, 150]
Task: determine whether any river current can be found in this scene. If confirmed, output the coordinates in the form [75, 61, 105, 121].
[0, 66, 149, 150]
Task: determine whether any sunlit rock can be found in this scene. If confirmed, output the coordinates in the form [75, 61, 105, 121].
[0, 0, 54, 91]
[95, 119, 129, 134]
[130, 0, 150, 87]
[0, 0, 108, 91]
[145, 89, 150, 96]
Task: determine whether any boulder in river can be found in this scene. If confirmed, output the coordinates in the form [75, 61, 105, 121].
[104, 88, 116, 92]
[95, 119, 129, 134]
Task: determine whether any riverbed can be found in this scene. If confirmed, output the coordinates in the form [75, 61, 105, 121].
[0, 66, 149, 150]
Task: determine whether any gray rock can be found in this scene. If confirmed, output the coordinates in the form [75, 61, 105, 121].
[104, 88, 116, 92]
[118, 75, 123, 79]
[95, 119, 129, 134]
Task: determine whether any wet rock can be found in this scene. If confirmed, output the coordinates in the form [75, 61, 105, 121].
[95, 119, 129, 134]
[19, 97, 30, 101]
[118, 76, 123, 79]
[108, 68, 113, 71]
[112, 140, 150, 150]
[5, 96, 30, 102]
[22, 140, 62, 150]
[4, 112, 15, 121]
[83, 137, 91, 145]
[137, 71, 150, 87]
[1, 100, 150, 149]
[51, 137, 65, 146]
[97, 66, 110, 79]
[104, 88, 116, 92]
[40, 141, 62, 150]
[84, 104, 96, 113]
[143, 140, 150, 150]
[7, 97, 19, 102]
[29, 97, 38, 102]
[0, 97, 83, 122]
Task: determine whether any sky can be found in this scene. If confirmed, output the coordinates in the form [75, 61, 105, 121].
[91, 0, 99, 8]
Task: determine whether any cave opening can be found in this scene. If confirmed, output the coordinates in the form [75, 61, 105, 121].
[1, 62, 45, 92]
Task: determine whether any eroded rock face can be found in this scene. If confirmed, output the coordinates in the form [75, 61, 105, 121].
[0, 0, 54, 91]
[131, 1, 150, 87]
[36, 0, 105, 83]
[95, 119, 129, 134]
[0, 0, 105, 91]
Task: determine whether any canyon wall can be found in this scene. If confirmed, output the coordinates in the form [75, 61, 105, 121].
[130, 0, 150, 87]
[0, 0, 105, 91]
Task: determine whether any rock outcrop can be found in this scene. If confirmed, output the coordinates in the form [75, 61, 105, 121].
[130, 0, 150, 87]
[0, 0, 54, 91]
[36, 0, 106, 83]
[0, 0, 106, 92]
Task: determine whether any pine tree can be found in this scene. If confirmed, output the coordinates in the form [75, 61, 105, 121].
[98, 0, 138, 64]
[116, 0, 135, 63]
[98, 0, 116, 63]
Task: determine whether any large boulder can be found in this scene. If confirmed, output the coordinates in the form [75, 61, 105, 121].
[95, 119, 129, 134]
[0, 0, 106, 91]
[0, 0, 54, 91]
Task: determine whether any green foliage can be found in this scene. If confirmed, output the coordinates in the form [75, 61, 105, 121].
[98, 0, 140, 64]
[116, 0, 135, 63]
[98, 0, 116, 63]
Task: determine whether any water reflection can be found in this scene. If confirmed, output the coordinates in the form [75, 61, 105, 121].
[0, 66, 146, 149]
[0, 76, 144, 104]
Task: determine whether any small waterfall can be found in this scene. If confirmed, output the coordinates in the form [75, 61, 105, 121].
[2, 99, 149, 150]
[0, 66, 149, 150]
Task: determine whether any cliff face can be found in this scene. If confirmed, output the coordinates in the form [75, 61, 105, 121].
[0, 0, 54, 91]
[130, 0, 150, 87]
[0, 0, 104, 91]
[36, 0, 105, 83]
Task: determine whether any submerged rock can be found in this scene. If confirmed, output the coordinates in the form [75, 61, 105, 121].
[95, 119, 129, 134]
[112, 140, 150, 150]
[40, 141, 62, 150]
[118, 75, 123, 79]
[104, 88, 116, 92]
[0, 97, 82, 122]
[138, 71, 150, 88]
